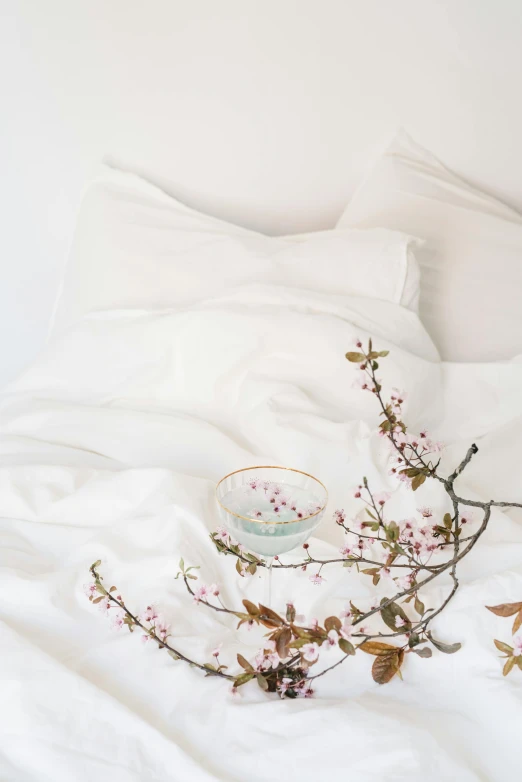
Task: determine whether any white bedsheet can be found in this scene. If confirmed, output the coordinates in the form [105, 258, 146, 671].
[1, 287, 521, 781]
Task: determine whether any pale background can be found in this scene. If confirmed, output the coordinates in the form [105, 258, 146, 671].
[2, 0, 522, 387]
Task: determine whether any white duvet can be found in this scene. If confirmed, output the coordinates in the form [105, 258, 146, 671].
[1, 285, 522, 781]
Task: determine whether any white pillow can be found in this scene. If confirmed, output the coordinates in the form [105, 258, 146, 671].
[50, 165, 420, 336]
[337, 130, 522, 362]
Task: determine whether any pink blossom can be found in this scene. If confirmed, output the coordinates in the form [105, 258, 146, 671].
[215, 526, 230, 544]
[395, 574, 413, 590]
[248, 478, 259, 490]
[301, 643, 320, 662]
[111, 609, 126, 629]
[142, 605, 159, 623]
[395, 616, 407, 628]
[340, 605, 351, 619]
[460, 510, 474, 525]
[83, 582, 97, 599]
[340, 619, 353, 639]
[193, 585, 210, 604]
[208, 583, 220, 596]
[98, 597, 111, 613]
[310, 618, 319, 630]
[352, 375, 375, 393]
[325, 629, 338, 649]
[141, 633, 151, 643]
[513, 635, 522, 656]
[417, 506, 433, 518]
[349, 517, 365, 533]
[355, 337, 363, 348]
[156, 617, 170, 641]
[212, 643, 222, 658]
[309, 573, 326, 586]
[374, 491, 391, 507]
[340, 543, 355, 557]
[379, 567, 392, 580]
[277, 677, 294, 695]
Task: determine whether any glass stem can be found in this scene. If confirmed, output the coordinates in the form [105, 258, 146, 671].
[264, 557, 273, 608]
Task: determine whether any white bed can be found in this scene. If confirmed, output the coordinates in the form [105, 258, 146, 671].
[1, 143, 522, 781]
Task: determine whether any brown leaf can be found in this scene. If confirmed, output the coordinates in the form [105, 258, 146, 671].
[503, 657, 516, 676]
[242, 599, 260, 616]
[513, 608, 522, 635]
[411, 473, 426, 491]
[237, 654, 254, 672]
[324, 616, 342, 633]
[486, 602, 522, 618]
[359, 641, 399, 656]
[372, 652, 400, 684]
[380, 599, 411, 631]
[275, 627, 292, 659]
[345, 351, 366, 362]
[494, 639, 514, 655]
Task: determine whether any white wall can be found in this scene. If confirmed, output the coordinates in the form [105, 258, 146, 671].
[2, 0, 522, 387]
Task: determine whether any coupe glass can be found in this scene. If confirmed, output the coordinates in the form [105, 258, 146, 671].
[215, 466, 328, 558]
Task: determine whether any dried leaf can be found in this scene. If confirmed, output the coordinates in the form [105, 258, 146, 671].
[324, 616, 342, 633]
[372, 652, 400, 684]
[427, 632, 462, 654]
[513, 608, 522, 635]
[503, 657, 516, 676]
[275, 627, 292, 658]
[359, 641, 399, 656]
[411, 473, 427, 492]
[443, 513, 453, 529]
[237, 654, 254, 672]
[235, 558, 244, 576]
[286, 603, 296, 623]
[494, 639, 514, 655]
[92, 596, 105, 604]
[338, 638, 356, 655]
[247, 563, 257, 576]
[411, 646, 432, 658]
[486, 602, 522, 618]
[345, 351, 366, 362]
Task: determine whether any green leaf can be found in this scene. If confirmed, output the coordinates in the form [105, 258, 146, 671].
[168, 650, 180, 660]
[345, 352, 366, 362]
[427, 632, 462, 654]
[414, 596, 425, 616]
[338, 638, 356, 655]
[235, 558, 244, 576]
[443, 513, 453, 529]
[256, 673, 269, 691]
[380, 599, 411, 632]
[411, 473, 427, 492]
[234, 672, 254, 688]
[178, 557, 185, 572]
[247, 563, 257, 575]
[91, 560, 101, 569]
[494, 639, 514, 655]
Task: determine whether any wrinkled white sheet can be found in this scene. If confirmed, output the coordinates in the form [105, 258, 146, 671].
[1, 286, 522, 781]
